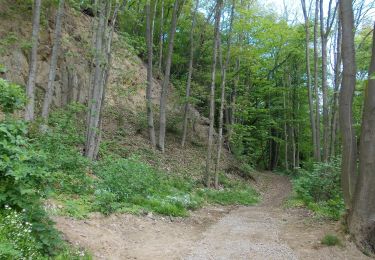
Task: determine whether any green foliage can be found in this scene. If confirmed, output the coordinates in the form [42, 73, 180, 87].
[198, 175, 259, 206]
[321, 234, 341, 246]
[0, 206, 43, 259]
[93, 156, 201, 216]
[33, 103, 93, 195]
[292, 158, 345, 220]
[0, 78, 26, 113]
[0, 80, 65, 256]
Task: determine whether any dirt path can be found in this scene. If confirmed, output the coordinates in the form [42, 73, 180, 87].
[55, 172, 369, 259]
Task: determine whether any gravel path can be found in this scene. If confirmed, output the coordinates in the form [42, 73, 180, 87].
[55, 172, 369, 259]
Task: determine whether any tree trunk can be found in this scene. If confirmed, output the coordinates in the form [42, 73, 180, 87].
[158, 0, 164, 73]
[146, 0, 156, 147]
[85, 0, 123, 160]
[214, 0, 235, 189]
[25, 0, 41, 122]
[339, 0, 357, 209]
[41, 0, 65, 129]
[349, 23, 375, 254]
[313, 0, 321, 161]
[284, 90, 289, 171]
[320, 0, 329, 162]
[330, 17, 342, 158]
[301, 0, 318, 160]
[158, 0, 181, 152]
[205, 0, 222, 187]
[181, 0, 199, 148]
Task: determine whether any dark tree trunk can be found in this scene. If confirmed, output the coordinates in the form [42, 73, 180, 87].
[339, 0, 357, 209]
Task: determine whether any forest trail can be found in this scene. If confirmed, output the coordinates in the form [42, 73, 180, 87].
[55, 172, 368, 260]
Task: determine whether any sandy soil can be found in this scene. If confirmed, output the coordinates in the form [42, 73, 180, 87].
[54, 172, 370, 260]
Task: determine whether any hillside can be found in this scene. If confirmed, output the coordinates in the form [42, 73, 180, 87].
[0, 0, 374, 259]
[0, 1, 232, 178]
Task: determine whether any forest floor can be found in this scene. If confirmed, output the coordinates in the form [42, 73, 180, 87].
[55, 172, 369, 260]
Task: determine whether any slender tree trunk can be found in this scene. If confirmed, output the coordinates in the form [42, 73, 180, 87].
[41, 0, 65, 129]
[214, 0, 235, 189]
[301, 0, 318, 160]
[25, 0, 41, 122]
[85, 0, 123, 160]
[313, 0, 321, 161]
[320, 0, 330, 162]
[205, 0, 222, 187]
[339, 0, 357, 209]
[146, 0, 156, 147]
[181, 0, 199, 147]
[284, 90, 289, 171]
[331, 18, 342, 158]
[158, 0, 181, 152]
[158, 0, 164, 73]
[349, 23, 375, 254]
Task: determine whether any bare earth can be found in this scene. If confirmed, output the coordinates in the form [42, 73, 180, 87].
[55, 172, 370, 260]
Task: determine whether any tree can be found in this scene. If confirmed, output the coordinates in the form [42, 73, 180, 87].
[313, 0, 321, 161]
[214, 0, 235, 189]
[146, 0, 156, 147]
[85, 0, 124, 160]
[25, 0, 41, 122]
[158, 0, 165, 73]
[339, 0, 357, 209]
[158, 0, 183, 152]
[349, 22, 375, 253]
[181, 0, 199, 148]
[349, 24, 375, 253]
[205, 0, 222, 187]
[41, 0, 65, 130]
[320, 0, 337, 162]
[301, 0, 318, 160]
[330, 17, 341, 157]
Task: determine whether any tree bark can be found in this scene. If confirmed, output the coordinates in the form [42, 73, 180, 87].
[158, 0, 181, 152]
[214, 0, 235, 189]
[349, 23, 375, 254]
[205, 0, 222, 187]
[85, 0, 124, 160]
[181, 0, 199, 148]
[158, 0, 164, 73]
[313, 0, 321, 161]
[301, 0, 318, 160]
[320, 0, 329, 162]
[146, 0, 157, 147]
[320, 0, 337, 162]
[41, 0, 65, 129]
[25, 0, 42, 122]
[339, 0, 357, 209]
[330, 17, 342, 158]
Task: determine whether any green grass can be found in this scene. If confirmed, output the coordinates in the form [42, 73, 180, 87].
[321, 234, 341, 246]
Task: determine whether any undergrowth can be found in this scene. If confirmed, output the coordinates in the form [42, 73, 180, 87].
[290, 158, 345, 220]
[37, 105, 258, 218]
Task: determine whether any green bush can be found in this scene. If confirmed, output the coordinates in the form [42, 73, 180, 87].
[0, 80, 63, 255]
[32, 103, 93, 195]
[293, 158, 345, 220]
[93, 156, 201, 216]
[0, 206, 43, 259]
[321, 234, 341, 246]
[0, 78, 25, 113]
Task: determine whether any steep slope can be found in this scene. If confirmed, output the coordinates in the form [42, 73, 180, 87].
[0, 1, 232, 180]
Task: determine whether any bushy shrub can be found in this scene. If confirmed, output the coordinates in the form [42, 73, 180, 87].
[93, 156, 202, 216]
[293, 158, 345, 220]
[0, 80, 62, 255]
[0, 78, 25, 113]
[32, 103, 93, 195]
[0, 206, 42, 259]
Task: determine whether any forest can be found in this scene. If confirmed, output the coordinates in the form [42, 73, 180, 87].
[0, 0, 374, 258]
